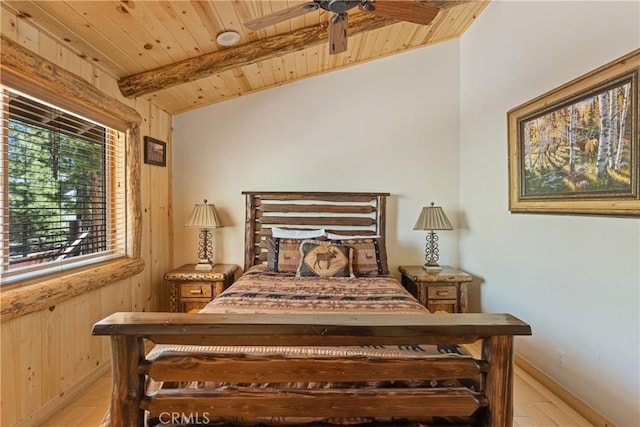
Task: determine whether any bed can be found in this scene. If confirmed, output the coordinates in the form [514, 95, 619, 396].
[93, 191, 531, 427]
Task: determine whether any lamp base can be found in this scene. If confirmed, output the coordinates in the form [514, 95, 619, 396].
[422, 264, 442, 272]
[194, 261, 213, 271]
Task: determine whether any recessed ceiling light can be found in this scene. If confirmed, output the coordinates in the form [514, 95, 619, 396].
[216, 31, 241, 47]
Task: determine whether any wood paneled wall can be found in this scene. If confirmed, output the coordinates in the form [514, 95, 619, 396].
[0, 10, 173, 426]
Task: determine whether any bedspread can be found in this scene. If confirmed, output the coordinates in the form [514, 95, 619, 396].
[200, 266, 428, 315]
[140, 268, 473, 426]
[150, 267, 466, 363]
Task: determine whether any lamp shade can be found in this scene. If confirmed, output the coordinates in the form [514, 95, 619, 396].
[184, 199, 223, 229]
[413, 202, 453, 231]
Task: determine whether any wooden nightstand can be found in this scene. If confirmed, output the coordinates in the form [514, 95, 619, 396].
[398, 265, 473, 313]
[165, 264, 239, 313]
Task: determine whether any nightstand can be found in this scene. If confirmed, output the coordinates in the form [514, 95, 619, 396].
[165, 264, 239, 313]
[398, 265, 473, 313]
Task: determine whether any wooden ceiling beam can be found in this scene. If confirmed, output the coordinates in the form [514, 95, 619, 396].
[1, 34, 141, 130]
[118, 12, 395, 99]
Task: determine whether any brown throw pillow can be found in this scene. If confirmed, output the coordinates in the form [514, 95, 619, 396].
[266, 237, 304, 273]
[331, 237, 389, 276]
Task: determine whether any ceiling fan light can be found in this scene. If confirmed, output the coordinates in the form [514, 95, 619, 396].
[320, 0, 360, 14]
[216, 30, 241, 47]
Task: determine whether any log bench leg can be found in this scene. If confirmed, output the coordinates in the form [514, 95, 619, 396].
[109, 335, 145, 427]
[483, 335, 514, 427]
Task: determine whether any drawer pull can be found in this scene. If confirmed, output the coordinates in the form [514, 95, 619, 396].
[189, 289, 204, 295]
[436, 291, 450, 296]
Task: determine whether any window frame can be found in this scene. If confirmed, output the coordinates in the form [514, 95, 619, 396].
[0, 35, 144, 322]
[3, 93, 125, 281]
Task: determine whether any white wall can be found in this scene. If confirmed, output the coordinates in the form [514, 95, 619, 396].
[173, 40, 462, 275]
[459, 1, 640, 425]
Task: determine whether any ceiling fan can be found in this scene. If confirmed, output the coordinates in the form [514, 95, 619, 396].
[243, 1, 444, 55]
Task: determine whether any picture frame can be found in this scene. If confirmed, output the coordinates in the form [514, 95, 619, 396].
[507, 49, 639, 216]
[143, 136, 166, 167]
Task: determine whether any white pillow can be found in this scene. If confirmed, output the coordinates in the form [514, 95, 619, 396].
[271, 227, 325, 239]
[326, 232, 380, 240]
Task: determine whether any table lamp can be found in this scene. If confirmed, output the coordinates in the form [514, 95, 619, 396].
[413, 202, 453, 272]
[184, 199, 223, 271]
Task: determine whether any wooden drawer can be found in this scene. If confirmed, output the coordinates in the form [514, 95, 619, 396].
[427, 285, 457, 300]
[180, 283, 213, 298]
[182, 300, 211, 313]
[398, 266, 471, 314]
[427, 300, 458, 314]
[167, 264, 239, 313]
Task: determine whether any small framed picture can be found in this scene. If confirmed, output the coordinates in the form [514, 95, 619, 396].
[143, 136, 166, 167]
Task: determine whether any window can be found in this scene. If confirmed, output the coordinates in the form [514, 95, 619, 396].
[1, 88, 126, 284]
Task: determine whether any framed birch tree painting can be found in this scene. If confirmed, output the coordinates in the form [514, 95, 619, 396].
[508, 49, 639, 216]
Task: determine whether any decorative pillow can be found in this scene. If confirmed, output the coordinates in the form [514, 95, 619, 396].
[266, 237, 305, 273]
[296, 240, 354, 278]
[271, 227, 325, 239]
[331, 237, 389, 277]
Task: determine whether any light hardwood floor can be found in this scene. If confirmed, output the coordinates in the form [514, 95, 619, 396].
[513, 366, 594, 426]
[43, 363, 594, 427]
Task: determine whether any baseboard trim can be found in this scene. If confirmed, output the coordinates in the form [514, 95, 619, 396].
[515, 354, 616, 427]
[15, 362, 111, 427]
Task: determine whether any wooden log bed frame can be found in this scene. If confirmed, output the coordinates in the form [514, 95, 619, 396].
[93, 191, 531, 427]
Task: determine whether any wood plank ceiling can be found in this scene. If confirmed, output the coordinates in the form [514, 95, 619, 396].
[1, 1, 489, 115]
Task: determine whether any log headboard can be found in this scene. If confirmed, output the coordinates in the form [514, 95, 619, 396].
[243, 191, 390, 271]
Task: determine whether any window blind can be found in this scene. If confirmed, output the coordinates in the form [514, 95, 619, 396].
[0, 87, 127, 284]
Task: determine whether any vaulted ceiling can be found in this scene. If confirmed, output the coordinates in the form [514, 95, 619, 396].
[1, 1, 488, 114]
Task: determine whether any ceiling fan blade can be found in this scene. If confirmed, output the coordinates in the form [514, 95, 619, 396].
[329, 13, 348, 54]
[244, 2, 319, 31]
[359, 1, 441, 26]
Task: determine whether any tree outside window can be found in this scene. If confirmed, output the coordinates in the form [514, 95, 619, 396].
[1, 90, 124, 282]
